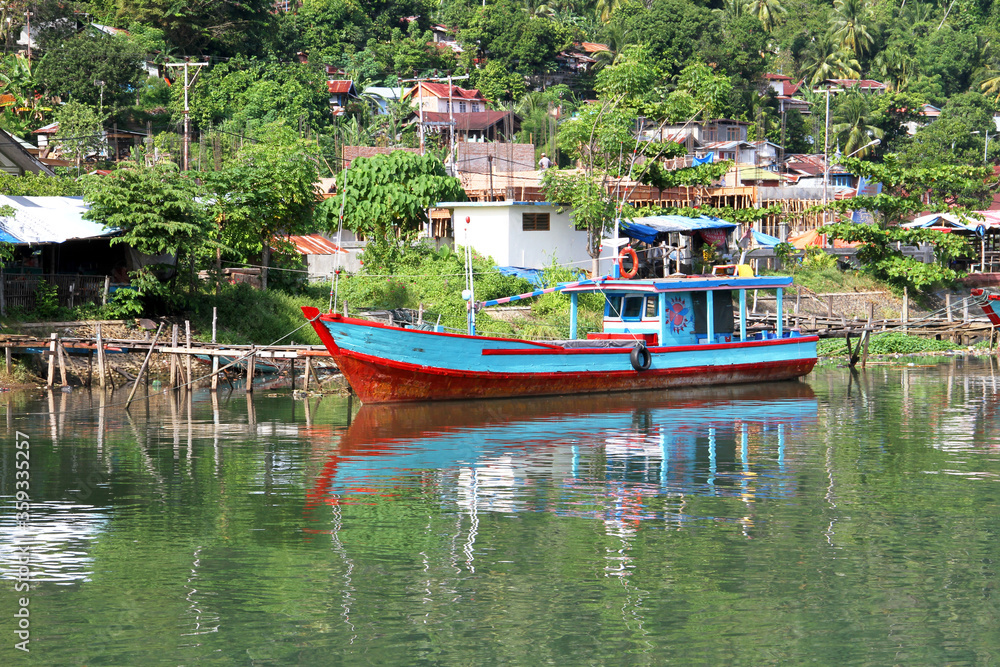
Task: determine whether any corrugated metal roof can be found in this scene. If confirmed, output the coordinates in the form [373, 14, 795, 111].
[420, 110, 518, 130]
[0, 196, 113, 244]
[284, 234, 347, 255]
[327, 80, 355, 94]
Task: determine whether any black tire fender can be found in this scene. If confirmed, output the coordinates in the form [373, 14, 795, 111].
[630, 342, 652, 371]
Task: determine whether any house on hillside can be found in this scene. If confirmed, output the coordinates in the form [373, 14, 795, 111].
[404, 82, 520, 144]
[0, 128, 55, 175]
[436, 200, 617, 274]
[328, 80, 359, 116]
[763, 74, 811, 115]
[648, 119, 781, 167]
[364, 86, 405, 115]
[405, 82, 488, 113]
[905, 103, 942, 135]
[430, 24, 462, 53]
[815, 78, 887, 94]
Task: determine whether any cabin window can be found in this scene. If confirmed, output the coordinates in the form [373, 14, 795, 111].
[645, 296, 658, 318]
[622, 296, 644, 320]
[522, 212, 550, 231]
[459, 101, 467, 112]
[605, 295, 623, 318]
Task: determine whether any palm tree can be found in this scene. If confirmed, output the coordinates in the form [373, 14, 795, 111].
[830, 0, 874, 59]
[712, 0, 748, 23]
[981, 71, 1000, 102]
[595, 0, 622, 24]
[746, 0, 787, 32]
[831, 92, 884, 158]
[802, 36, 860, 86]
[522, 0, 555, 19]
[873, 44, 915, 91]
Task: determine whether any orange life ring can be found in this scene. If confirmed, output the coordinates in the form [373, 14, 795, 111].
[619, 247, 639, 278]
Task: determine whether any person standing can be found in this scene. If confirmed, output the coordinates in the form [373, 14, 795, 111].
[539, 153, 552, 170]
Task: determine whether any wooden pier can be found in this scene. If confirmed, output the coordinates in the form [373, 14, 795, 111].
[1, 325, 336, 394]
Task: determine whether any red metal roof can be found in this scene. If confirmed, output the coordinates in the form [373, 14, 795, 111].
[421, 110, 518, 131]
[327, 80, 355, 94]
[406, 82, 487, 102]
[284, 234, 348, 255]
[578, 42, 610, 53]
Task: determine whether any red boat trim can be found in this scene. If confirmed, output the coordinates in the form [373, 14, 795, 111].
[336, 344, 812, 380]
[482, 336, 819, 356]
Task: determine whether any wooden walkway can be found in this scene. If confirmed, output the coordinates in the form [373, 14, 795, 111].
[1, 327, 335, 397]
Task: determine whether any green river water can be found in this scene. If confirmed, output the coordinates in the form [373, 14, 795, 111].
[2, 359, 1000, 665]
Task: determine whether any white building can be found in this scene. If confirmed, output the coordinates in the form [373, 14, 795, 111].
[436, 201, 617, 274]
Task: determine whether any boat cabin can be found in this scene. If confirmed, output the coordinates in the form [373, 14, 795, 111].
[561, 275, 802, 346]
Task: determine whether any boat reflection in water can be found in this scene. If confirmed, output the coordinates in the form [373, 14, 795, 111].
[307, 382, 817, 533]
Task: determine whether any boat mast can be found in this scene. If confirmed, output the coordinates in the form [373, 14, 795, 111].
[463, 216, 476, 335]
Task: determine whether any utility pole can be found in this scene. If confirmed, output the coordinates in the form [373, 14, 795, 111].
[165, 61, 208, 170]
[401, 74, 469, 158]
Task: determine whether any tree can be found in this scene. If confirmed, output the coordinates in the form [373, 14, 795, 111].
[321, 151, 466, 270]
[204, 124, 320, 290]
[899, 92, 995, 168]
[111, 0, 277, 56]
[802, 35, 860, 86]
[52, 101, 105, 174]
[746, 0, 786, 32]
[460, 0, 570, 74]
[83, 160, 212, 303]
[830, 0, 873, 59]
[0, 54, 49, 136]
[831, 91, 883, 158]
[820, 154, 997, 227]
[472, 60, 527, 104]
[612, 0, 715, 76]
[189, 59, 332, 135]
[816, 156, 992, 291]
[35, 32, 145, 115]
[541, 170, 619, 276]
[285, 0, 371, 64]
[818, 222, 973, 291]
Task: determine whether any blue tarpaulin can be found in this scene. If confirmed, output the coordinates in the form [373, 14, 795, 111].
[752, 230, 783, 246]
[693, 152, 715, 165]
[496, 266, 547, 287]
[620, 215, 738, 244]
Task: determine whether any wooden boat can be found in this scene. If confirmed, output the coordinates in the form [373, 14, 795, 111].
[973, 288, 1000, 324]
[303, 274, 818, 404]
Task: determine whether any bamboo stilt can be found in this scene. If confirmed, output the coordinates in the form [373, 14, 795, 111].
[170, 324, 179, 389]
[185, 320, 193, 388]
[46, 332, 56, 387]
[56, 337, 68, 387]
[126, 324, 164, 409]
[246, 349, 255, 392]
[303, 356, 312, 390]
[96, 324, 107, 389]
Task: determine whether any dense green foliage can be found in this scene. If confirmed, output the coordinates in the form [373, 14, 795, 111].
[323, 151, 466, 270]
[819, 221, 974, 291]
[817, 331, 961, 357]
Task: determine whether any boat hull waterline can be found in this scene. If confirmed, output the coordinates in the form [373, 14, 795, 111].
[303, 307, 818, 403]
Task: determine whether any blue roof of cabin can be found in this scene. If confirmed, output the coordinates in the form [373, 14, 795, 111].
[561, 276, 794, 293]
[621, 215, 737, 244]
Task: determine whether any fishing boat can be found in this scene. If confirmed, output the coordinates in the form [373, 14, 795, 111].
[303, 270, 817, 404]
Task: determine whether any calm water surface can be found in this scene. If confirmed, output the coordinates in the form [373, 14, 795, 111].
[2, 359, 1000, 664]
